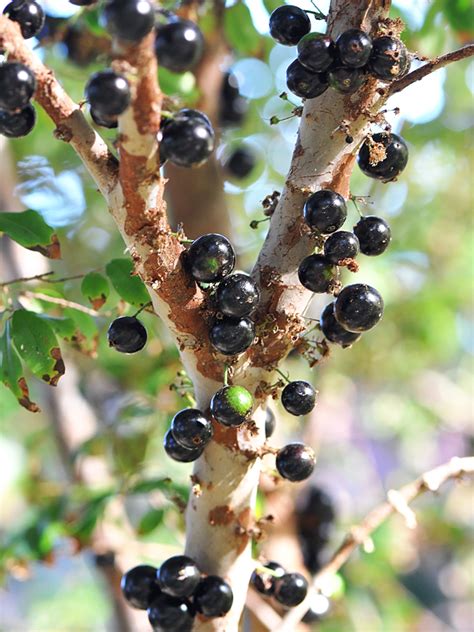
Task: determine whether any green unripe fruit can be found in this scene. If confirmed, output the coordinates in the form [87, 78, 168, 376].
[210, 385, 253, 427]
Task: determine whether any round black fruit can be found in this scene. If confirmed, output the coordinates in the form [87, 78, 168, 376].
[328, 66, 366, 94]
[216, 272, 260, 318]
[323, 231, 360, 263]
[0, 104, 36, 137]
[298, 254, 336, 294]
[121, 565, 160, 609]
[334, 283, 384, 332]
[209, 317, 255, 356]
[0, 62, 36, 112]
[103, 0, 154, 43]
[369, 36, 409, 81]
[224, 147, 256, 179]
[147, 593, 194, 632]
[107, 316, 147, 353]
[358, 132, 408, 182]
[186, 233, 235, 283]
[163, 429, 203, 463]
[158, 555, 200, 598]
[264, 407, 276, 438]
[281, 381, 316, 416]
[304, 189, 347, 234]
[269, 5, 310, 46]
[219, 71, 248, 128]
[336, 29, 372, 68]
[85, 70, 130, 118]
[210, 385, 253, 427]
[286, 59, 328, 99]
[276, 443, 316, 482]
[90, 108, 118, 129]
[353, 215, 391, 256]
[3, 0, 45, 39]
[155, 18, 204, 73]
[273, 572, 308, 607]
[193, 576, 233, 617]
[160, 109, 215, 168]
[170, 408, 213, 450]
[320, 302, 361, 347]
[297, 33, 335, 73]
[251, 561, 285, 596]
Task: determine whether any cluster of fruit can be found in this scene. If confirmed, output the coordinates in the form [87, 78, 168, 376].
[269, 4, 409, 99]
[121, 555, 233, 631]
[251, 560, 308, 608]
[0, 59, 36, 138]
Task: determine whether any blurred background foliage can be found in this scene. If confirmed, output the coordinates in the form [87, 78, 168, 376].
[0, 0, 473, 631]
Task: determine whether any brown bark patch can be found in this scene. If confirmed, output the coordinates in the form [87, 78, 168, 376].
[209, 505, 235, 526]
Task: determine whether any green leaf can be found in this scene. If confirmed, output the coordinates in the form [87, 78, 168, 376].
[81, 272, 110, 309]
[68, 492, 113, 543]
[11, 310, 65, 386]
[105, 258, 149, 306]
[137, 508, 165, 535]
[38, 315, 76, 341]
[128, 477, 189, 504]
[63, 308, 98, 356]
[224, 3, 261, 55]
[0, 210, 61, 259]
[0, 321, 40, 412]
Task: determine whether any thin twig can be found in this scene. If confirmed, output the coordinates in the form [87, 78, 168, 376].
[0, 271, 91, 287]
[19, 290, 108, 317]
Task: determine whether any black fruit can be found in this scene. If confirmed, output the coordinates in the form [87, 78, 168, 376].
[209, 317, 255, 356]
[85, 70, 130, 118]
[334, 283, 384, 332]
[193, 576, 233, 617]
[281, 381, 316, 416]
[0, 104, 36, 137]
[163, 429, 203, 463]
[158, 555, 200, 598]
[251, 561, 285, 596]
[210, 385, 253, 427]
[286, 59, 328, 99]
[90, 108, 118, 129]
[107, 316, 147, 353]
[224, 147, 256, 179]
[170, 408, 213, 449]
[358, 132, 408, 182]
[160, 109, 215, 168]
[0, 62, 36, 112]
[155, 18, 204, 73]
[186, 233, 235, 283]
[121, 565, 161, 609]
[276, 443, 316, 482]
[328, 66, 366, 94]
[264, 407, 276, 438]
[336, 29, 372, 68]
[103, 0, 154, 43]
[323, 231, 360, 263]
[320, 302, 361, 347]
[219, 71, 248, 127]
[269, 5, 310, 46]
[297, 33, 335, 72]
[369, 36, 409, 81]
[298, 254, 336, 293]
[273, 572, 308, 606]
[147, 593, 194, 632]
[216, 272, 260, 318]
[353, 215, 391, 256]
[304, 189, 347, 234]
[3, 0, 45, 39]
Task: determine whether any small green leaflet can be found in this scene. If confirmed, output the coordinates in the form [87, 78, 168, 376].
[137, 508, 165, 535]
[81, 272, 110, 309]
[105, 258, 149, 306]
[0, 210, 61, 259]
[0, 320, 40, 412]
[224, 3, 261, 55]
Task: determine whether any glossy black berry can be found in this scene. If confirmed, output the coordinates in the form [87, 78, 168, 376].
[121, 565, 161, 609]
[369, 36, 409, 81]
[273, 572, 308, 606]
[320, 302, 361, 347]
[158, 555, 200, 598]
[85, 70, 130, 118]
[90, 108, 118, 129]
[3, 0, 45, 39]
[323, 231, 360, 263]
[193, 576, 233, 617]
[358, 132, 408, 182]
[298, 254, 336, 294]
[276, 443, 316, 482]
[297, 33, 335, 73]
[147, 592, 194, 632]
[251, 561, 285, 596]
[224, 147, 256, 179]
[155, 18, 204, 73]
[170, 408, 213, 450]
[281, 381, 316, 416]
[334, 283, 384, 332]
[336, 29, 372, 68]
[0, 63, 36, 112]
[304, 190, 347, 234]
[296, 485, 335, 536]
[209, 317, 255, 356]
[160, 109, 215, 168]
[103, 0, 154, 43]
[354, 215, 391, 256]
[216, 273, 260, 318]
[219, 71, 248, 127]
[269, 5, 310, 46]
[286, 59, 328, 99]
[107, 316, 147, 353]
[0, 104, 36, 137]
[163, 429, 203, 463]
[264, 407, 276, 439]
[186, 233, 235, 283]
[210, 385, 253, 427]
[328, 66, 366, 94]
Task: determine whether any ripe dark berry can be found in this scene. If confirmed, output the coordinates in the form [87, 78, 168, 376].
[354, 215, 391, 256]
[158, 555, 200, 598]
[328, 66, 366, 94]
[251, 561, 285, 596]
[210, 385, 253, 427]
[281, 381, 316, 416]
[358, 132, 408, 182]
[320, 302, 361, 347]
[121, 565, 161, 609]
[276, 443, 316, 482]
[0, 63, 36, 112]
[163, 429, 203, 463]
[85, 70, 130, 118]
[224, 147, 256, 180]
[103, 0, 154, 43]
[170, 408, 213, 450]
[286, 59, 328, 99]
[336, 29, 372, 68]
[323, 231, 360, 263]
[369, 36, 409, 81]
[90, 108, 118, 129]
[297, 33, 335, 72]
[3, 0, 45, 39]
[155, 18, 204, 73]
[186, 233, 235, 283]
[298, 254, 336, 294]
[107, 316, 147, 353]
[304, 190, 347, 234]
[0, 104, 36, 137]
[264, 407, 276, 438]
[273, 572, 308, 606]
[219, 71, 248, 128]
[216, 273, 260, 318]
[334, 283, 384, 332]
[269, 5, 310, 46]
[160, 109, 215, 168]
[193, 576, 233, 617]
[209, 317, 255, 356]
[147, 592, 194, 632]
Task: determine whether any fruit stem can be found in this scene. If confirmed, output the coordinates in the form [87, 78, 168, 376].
[184, 392, 197, 408]
[349, 194, 364, 218]
[305, 9, 327, 20]
[132, 301, 152, 317]
[250, 217, 270, 230]
[254, 564, 283, 577]
[223, 365, 230, 386]
[275, 368, 291, 384]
